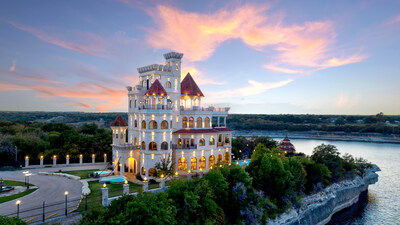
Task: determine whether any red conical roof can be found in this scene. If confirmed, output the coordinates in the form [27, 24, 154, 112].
[145, 79, 168, 96]
[111, 115, 128, 127]
[278, 136, 296, 153]
[181, 73, 204, 97]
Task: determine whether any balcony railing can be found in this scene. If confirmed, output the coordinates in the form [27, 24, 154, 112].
[138, 104, 173, 110]
[212, 124, 226, 128]
[172, 144, 197, 149]
[180, 106, 230, 112]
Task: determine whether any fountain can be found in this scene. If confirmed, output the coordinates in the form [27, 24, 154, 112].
[0, 178, 14, 193]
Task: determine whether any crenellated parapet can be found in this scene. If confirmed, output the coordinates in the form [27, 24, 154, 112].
[137, 64, 173, 73]
[163, 52, 184, 60]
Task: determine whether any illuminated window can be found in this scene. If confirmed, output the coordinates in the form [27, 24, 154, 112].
[224, 152, 230, 164]
[204, 117, 210, 128]
[142, 120, 146, 129]
[196, 117, 202, 128]
[149, 120, 157, 129]
[209, 138, 215, 145]
[161, 120, 168, 129]
[178, 157, 187, 171]
[191, 157, 197, 171]
[149, 168, 156, 177]
[134, 137, 137, 145]
[182, 117, 188, 128]
[149, 142, 157, 151]
[199, 138, 205, 146]
[209, 155, 215, 168]
[189, 117, 194, 128]
[199, 156, 206, 169]
[161, 141, 168, 150]
[135, 120, 137, 128]
[217, 154, 222, 164]
[177, 138, 182, 146]
[142, 167, 145, 175]
[141, 141, 146, 150]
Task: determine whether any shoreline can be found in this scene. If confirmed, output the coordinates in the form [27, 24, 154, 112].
[233, 130, 400, 144]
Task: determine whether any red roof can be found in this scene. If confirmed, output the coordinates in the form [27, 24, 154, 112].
[145, 79, 168, 96]
[181, 73, 204, 97]
[110, 115, 128, 127]
[278, 136, 296, 153]
[173, 128, 232, 134]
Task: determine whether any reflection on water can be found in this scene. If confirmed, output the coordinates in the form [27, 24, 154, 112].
[273, 139, 400, 225]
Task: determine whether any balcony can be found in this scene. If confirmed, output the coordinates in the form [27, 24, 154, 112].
[172, 144, 197, 150]
[138, 104, 173, 111]
[180, 106, 230, 112]
[217, 142, 231, 147]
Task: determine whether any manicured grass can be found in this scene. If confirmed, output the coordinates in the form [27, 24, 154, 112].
[56, 169, 100, 179]
[0, 188, 37, 204]
[3, 180, 33, 187]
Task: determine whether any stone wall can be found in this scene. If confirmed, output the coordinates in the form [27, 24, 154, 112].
[268, 165, 380, 225]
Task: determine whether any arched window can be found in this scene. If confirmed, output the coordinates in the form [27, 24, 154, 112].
[149, 120, 157, 129]
[141, 167, 145, 175]
[149, 142, 157, 151]
[142, 120, 146, 129]
[161, 142, 168, 150]
[182, 117, 188, 128]
[191, 157, 197, 171]
[209, 138, 215, 145]
[199, 156, 206, 169]
[142, 80, 145, 87]
[141, 141, 146, 150]
[149, 168, 156, 177]
[177, 138, 182, 146]
[189, 117, 194, 128]
[199, 138, 205, 146]
[209, 155, 215, 168]
[217, 154, 222, 164]
[178, 157, 187, 171]
[134, 137, 137, 145]
[161, 120, 168, 129]
[135, 120, 137, 128]
[224, 152, 230, 164]
[225, 135, 230, 144]
[166, 81, 171, 88]
[196, 117, 202, 128]
[204, 117, 210, 128]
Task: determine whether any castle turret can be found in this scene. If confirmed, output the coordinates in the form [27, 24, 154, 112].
[111, 115, 128, 145]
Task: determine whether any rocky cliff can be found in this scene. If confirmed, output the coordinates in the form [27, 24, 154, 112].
[268, 165, 380, 225]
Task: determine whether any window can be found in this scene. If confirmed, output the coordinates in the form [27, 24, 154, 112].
[142, 80, 145, 87]
[166, 81, 171, 88]
[161, 120, 168, 129]
[178, 158, 187, 171]
[199, 138, 205, 146]
[191, 157, 197, 171]
[225, 135, 230, 144]
[196, 117, 202, 128]
[135, 100, 137, 108]
[141, 141, 146, 150]
[142, 120, 146, 129]
[177, 138, 182, 146]
[149, 120, 157, 129]
[209, 155, 215, 168]
[135, 120, 137, 128]
[204, 117, 210, 128]
[149, 142, 157, 151]
[189, 117, 194, 128]
[161, 142, 168, 150]
[209, 138, 215, 145]
[116, 133, 118, 139]
[134, 137, 137, 145]
[199, 156, 206, 169]
[217, 154, 222, 164]
[142, 167, 145, 175]
[149, 168, 156, 177]
[224, 152, 230, 164]
[129, 100, 132, 108]
[182, 117, 188, 128]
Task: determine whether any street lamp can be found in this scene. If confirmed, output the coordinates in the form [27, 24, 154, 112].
[64, 191, 68, 216]
[16, 200, 21, 218]
[25, 173, 31, 189]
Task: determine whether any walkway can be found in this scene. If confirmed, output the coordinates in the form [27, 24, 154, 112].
[0, 164, 107, 223]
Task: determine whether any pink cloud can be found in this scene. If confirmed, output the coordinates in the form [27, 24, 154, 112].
[144, 4, 366, 72]
[9, 60, 16, 72]
[181, 67, 227, 85]
[263, 64, 303, 74]
[65, 102, 93, 109]
[9, 21, 108, 57]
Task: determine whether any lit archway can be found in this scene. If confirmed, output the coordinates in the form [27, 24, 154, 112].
[182, 117, 188, 128]
[142, 120, 146, 129]
[209, 155, 215, 168]
[189, 117, 194, 128]
[199, 156, 206, 169]
[204, 117, 210, 128]
[224, 152, 230, 164]
[199, 138, 205, 146]
[191, 157, 197, 171]
[178, 157, 187, 171]
[149, 168, 156, 177]
[196, 117, 202, 128]
[217, 154, 222, 164]
[149, 120, 157, 129]
[161, 120, 168, 129]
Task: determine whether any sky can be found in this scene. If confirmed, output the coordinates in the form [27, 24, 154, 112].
[0, 0, 399, 115]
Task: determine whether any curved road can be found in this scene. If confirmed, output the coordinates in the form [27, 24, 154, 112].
[0, 164, 106, 223]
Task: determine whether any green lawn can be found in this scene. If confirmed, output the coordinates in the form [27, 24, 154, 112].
[56, 169, 100, 179]
[0, 181, 37, 204]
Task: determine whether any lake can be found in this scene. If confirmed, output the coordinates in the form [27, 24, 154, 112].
[283, 139, 400, 225]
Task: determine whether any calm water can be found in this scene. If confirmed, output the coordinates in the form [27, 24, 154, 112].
[284, 139, 400, 225]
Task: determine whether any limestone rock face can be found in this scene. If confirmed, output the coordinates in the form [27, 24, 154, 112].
[268, 164, 380, 225]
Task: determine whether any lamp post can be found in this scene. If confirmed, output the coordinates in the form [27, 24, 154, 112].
[64, 191, 68, 216]
[16, 200, 21, 218]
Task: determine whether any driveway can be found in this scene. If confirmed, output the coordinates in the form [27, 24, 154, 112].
[0, 164, 107, 223]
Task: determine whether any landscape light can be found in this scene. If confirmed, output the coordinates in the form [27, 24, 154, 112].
[16, 200, 21, 205]
[188, 170, 191, 173]
[40, 155, 43, 159]
[103, 183, 107, 188]
[64, 191, 68, 195]
[175, 172, 178, 176]
[144, 177, 148, 181]
[124, 180, 128, 184]
[25, 156, 29, 159]
[160, 174, 164, 178]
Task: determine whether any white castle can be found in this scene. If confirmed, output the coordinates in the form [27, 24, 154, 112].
[110, 52, 232, 179]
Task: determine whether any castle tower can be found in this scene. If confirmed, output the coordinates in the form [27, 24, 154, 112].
[110, 115, 129, 176]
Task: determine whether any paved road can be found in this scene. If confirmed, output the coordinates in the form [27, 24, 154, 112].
[0, 164, 107, 223]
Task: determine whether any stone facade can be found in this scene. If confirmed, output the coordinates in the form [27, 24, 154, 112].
[111, 52, 232, 179]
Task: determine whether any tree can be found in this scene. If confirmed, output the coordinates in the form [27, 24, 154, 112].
[311, 144, 344, 182]
[154, 155, 175, 178]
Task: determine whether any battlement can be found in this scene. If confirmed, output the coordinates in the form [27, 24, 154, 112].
[137, 64, 173, 73]
[163, 52, 184, 60]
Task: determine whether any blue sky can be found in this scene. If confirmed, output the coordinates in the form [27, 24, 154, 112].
[0, 0, 399, 114]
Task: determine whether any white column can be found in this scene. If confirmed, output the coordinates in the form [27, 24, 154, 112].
[102, 186, 109, 206]
[120, 161, 124, 176]
[92, 155, 95, 164]
[104, 154, 107, 163]
[66, 156, 70, 166]
[143, 181, 148, 191]
[79, 155, 83, 164]
[123, 183, 129, 195]
[217, 117, 220, 127]
[40, 156, 44, 166]
[198, 97, 201, 108]
[25, 157, 29, 168]
[53, 156, 57, 166]
[190, 97, 193, 109]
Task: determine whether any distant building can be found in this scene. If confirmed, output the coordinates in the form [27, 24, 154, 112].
[278, 136, 296, 154]
[110, 52, 232, 179]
